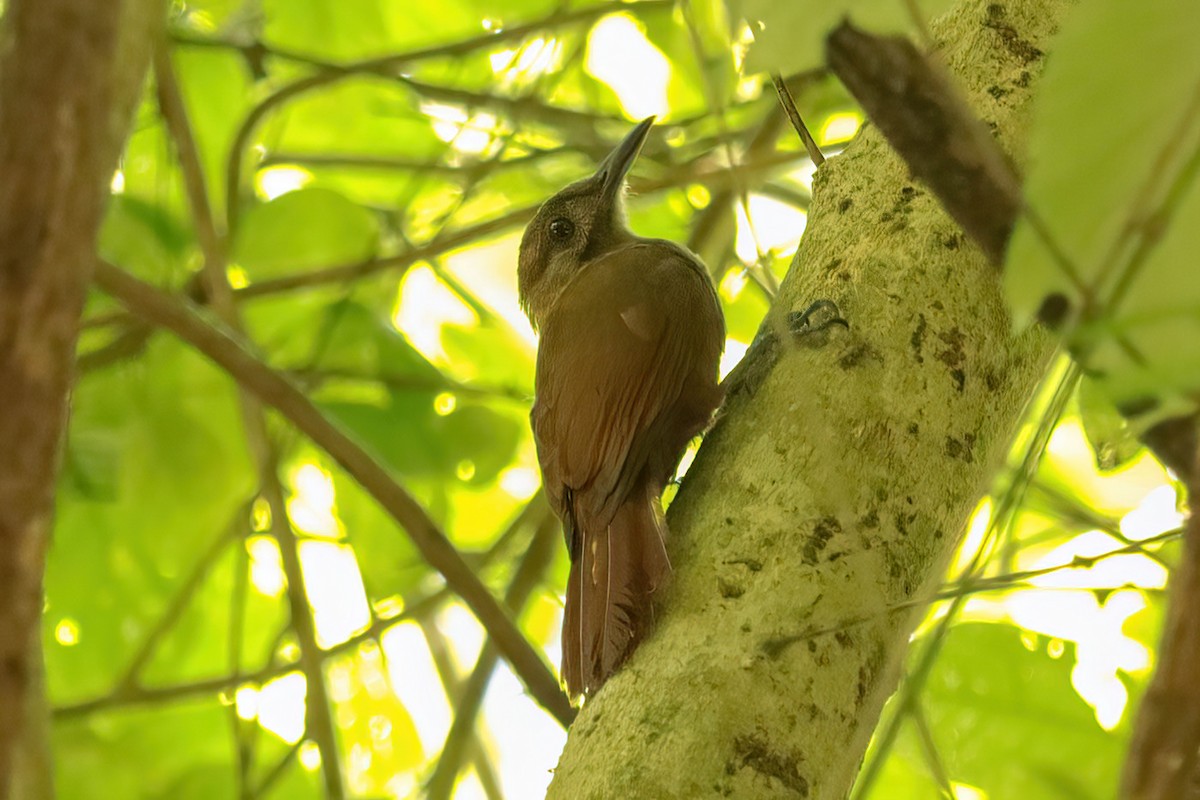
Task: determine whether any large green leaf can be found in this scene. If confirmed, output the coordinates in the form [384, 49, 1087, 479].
[97, 195, 192, 282]
[1005, 1, 1200, 409]
[232, 187, 380, 277]
[730, 0, 956, 76]
[48, 341, 255, 702]
[54, 701, 233, 799]
[921, 623, 1125, 799]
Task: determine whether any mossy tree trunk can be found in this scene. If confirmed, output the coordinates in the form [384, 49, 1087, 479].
[548, 0, 1072, 797]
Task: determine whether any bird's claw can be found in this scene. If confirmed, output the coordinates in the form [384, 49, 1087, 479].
[788, 300, 849, 345]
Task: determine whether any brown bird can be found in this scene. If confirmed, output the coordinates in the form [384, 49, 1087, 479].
[517, 117, 725, 698]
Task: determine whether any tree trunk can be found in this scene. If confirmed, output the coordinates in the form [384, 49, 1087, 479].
[0, 2, 162, 796]
[548, 0, 1072, 797]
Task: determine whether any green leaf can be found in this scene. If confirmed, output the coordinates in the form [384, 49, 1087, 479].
[61, 429, 122, 502]
[54, 702, 234, 799]
[731, 0, 956, 76]
[97, 195, 191, 282]
[1077, 377, 1142, 472]
[322, 393, 523, 485]
[232, 187, 380, 278]
[47, 341, 255, 702]
[921, 623, 1125, 799]
[1005, 1, 1200, 408]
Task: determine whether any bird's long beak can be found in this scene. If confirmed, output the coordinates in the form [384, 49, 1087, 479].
[597, 116, 655, 202]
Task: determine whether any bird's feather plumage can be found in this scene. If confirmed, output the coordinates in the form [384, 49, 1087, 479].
[531, 240, 724, 696]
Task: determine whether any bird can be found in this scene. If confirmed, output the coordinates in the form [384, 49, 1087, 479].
[517, 117, 726, 698]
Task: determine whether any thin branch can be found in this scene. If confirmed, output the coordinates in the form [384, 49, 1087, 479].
[251, 742, 302, 799]
[426, 502, 558, 799]
[92, 260, 575, 727]
[54, 665, 284, 719]
[229, 526, 254, 800]
[236, 147, 807, 299]
[910, 703, 955, 799]
[770, 73, 824, 166]
[288, 367, 530, 405]
[217, 0, 674, 232]
[420, 621, 505, 800]
[77, 142, 812, 370]
[171, 0, 670, 71]
[156, 37, 351, 794]
[54, 496, 547, 721]
[114, 504, 246, 689]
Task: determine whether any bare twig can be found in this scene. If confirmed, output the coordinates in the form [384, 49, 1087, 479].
[427, 501, 558, 799]
[115, 505, 246, 689]
[420, 622, 505, 800]
[157, 38, 347, 796]
[770, 74, 825, 166]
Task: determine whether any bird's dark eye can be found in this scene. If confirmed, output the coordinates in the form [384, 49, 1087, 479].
[548, 217, 574, 241]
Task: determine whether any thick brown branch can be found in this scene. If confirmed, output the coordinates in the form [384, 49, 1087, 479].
[826, 21, 1021, 265]
[91, 260, 575, 727]
[1122, 442, 1200, 799]
[825, 21, 1197, 485]
[0, 0, 160, 794]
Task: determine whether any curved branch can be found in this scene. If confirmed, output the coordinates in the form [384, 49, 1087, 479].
[91, 260, 576, 728]
[218, 0, 673, 232]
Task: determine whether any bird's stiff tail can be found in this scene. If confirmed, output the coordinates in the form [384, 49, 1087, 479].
[562, 487, 671, 698]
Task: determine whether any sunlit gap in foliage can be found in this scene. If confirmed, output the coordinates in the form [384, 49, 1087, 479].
[499, 463, 541, 501]
[489, 36, 563, 83]
[110, 168, 125, 194]
[54, 618, 80, 647]
[421, 101, 503, 157]
[443, 232, 538, 350]
[287, 462, 371, 648]
[955, 420, 1181, 731]
[952, 782, 987, 800]
[717, 269, 751, 380]
[256, 164, 313, 201]
[585, 14, 670, 120]
[392, 264, 480, 363]
[733, 194, 806, 266]
[328, 642, 423, 795]
[820, 112, 863, 146]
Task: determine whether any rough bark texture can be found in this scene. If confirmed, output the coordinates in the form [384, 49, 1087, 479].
[0, 2, 161, 796]
[1121, 442, 1200, 800]
[548, 0, 1071, 797]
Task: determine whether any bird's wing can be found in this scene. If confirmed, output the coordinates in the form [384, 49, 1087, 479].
[531, 241, 724, 549]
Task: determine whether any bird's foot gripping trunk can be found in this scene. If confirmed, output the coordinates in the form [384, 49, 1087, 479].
[562, 492, 672, 699]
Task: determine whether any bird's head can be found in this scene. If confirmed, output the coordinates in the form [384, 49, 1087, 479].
[517, 116, 655, 329]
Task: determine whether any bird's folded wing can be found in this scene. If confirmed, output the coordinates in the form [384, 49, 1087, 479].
[531, 242, 723, 549]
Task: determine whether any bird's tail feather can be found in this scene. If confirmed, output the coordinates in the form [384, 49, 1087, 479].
[562, 487, 670, 698]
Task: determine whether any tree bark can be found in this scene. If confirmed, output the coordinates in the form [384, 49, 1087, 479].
[548, 0, 1072, 797]
[0, 2, 162, 796]
[1121, 441, 1200, 800]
